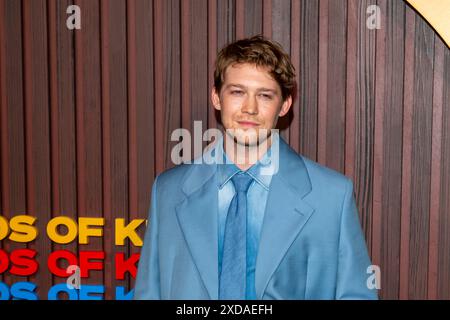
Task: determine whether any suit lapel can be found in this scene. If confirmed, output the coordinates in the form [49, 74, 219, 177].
[255, 138, 315, 299]
[175, 146, 220, 300]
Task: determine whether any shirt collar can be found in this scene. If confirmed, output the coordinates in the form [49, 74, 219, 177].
[217, 136, 278, 191]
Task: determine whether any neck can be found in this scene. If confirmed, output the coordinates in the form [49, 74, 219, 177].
[223, 134, 273, 171]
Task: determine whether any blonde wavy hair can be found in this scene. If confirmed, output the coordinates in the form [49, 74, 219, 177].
[214, 35, 296, 101]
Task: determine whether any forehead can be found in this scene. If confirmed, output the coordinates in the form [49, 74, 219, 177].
[223, 63, 279, 88]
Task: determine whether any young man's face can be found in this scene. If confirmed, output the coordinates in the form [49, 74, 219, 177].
[212, 63, 292, 147]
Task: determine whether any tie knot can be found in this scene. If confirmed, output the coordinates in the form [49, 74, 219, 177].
[231, 172, 253, 193]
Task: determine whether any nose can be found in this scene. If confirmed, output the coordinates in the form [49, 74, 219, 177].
[241, 94, 258, 115]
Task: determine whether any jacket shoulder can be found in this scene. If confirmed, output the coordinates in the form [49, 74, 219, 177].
[154, 163, 191, 191]
[300, 155, 352, 194]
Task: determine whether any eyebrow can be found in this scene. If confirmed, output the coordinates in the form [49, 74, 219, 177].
[225, 84, 278, 93]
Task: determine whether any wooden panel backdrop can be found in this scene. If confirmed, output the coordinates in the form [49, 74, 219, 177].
[0, 0, 449, 300]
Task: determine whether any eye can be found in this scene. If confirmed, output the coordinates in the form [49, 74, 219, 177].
[230, 90, 244, 96]
[259, 93, 273, 100]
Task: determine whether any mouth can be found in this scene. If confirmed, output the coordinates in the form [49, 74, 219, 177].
[236, 120, 259, 128]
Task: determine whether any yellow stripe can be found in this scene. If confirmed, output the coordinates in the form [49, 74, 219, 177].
[405, 0, 450, 47]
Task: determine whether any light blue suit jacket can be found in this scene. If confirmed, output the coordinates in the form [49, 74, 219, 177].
[134, 137, 378, 300]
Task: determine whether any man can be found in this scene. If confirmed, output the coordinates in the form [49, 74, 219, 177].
[134, 35, 378, 300]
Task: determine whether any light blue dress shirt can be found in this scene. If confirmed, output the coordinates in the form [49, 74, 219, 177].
[217, 138, 277, 300]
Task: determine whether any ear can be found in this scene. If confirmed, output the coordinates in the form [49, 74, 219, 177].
[211, 87, 221, 111]
[278, 95, 292, 117]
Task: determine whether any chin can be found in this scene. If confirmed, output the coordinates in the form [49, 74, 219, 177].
[231, 129, 272, 147]
[234, 136, 259, 147]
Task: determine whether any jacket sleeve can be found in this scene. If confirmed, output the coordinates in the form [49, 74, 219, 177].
[335, 179, 379, 300]
[134, 175, 161, 299]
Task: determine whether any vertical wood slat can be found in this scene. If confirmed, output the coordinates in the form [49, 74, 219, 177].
[181, 0, 190, 133]
[271, 0, 290, 142]
[75, 0, 104, 289]
[216, 0, 235, 51]
[0, 0, 6, 283]
[352, 0, 376, 255]
[298, 0, 319, 161]
[380, 0, 405, 298]
[127, 0, 138, 292]
[325, 0, 347, 173]
[438, 48, 450, 299]
[111, 0, 129, 295]
[214, 0, 233, 134]
[23, 0, 35, 230]
[345, 0, 357, 181]
[1, 0, 27, 289]
[410, 13, 435, 299]
[130, 0, 155, 290]
[127, 0, 138, 240]
[1, 0, 15, 288]
[244, 0, 263, 37]
[22, 0, 33, 291]
[48, 0, 60, 220]
[100, 0, 112, 300]
[190, 0, 209, 157]
[317, 0, 328, 165]
[235, 0, 244, 39]
[135, 0, 155, 218]
[428, 33, 444, 300]
[162, 0, 181, 170]
[270, 0, 289, 50]
[102, 0, 129, 300]
[136, 0, 155, 217]
[51, 0, 79, 293]
[22, 0, 53, 298]
[400, 5, 415, 300]
[372, 0, 386, 277]
[262, 0, 272, 38]
[74, 0, 86, 226]
[154, 0, 164, 174]
[47, 0, 59, 296]
[289, 0, 300, 154]
[173, 0, 182, 169]
[207, 0, 218, 134]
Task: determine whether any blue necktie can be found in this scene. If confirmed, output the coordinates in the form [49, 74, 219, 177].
[219, 172, 253, 300]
